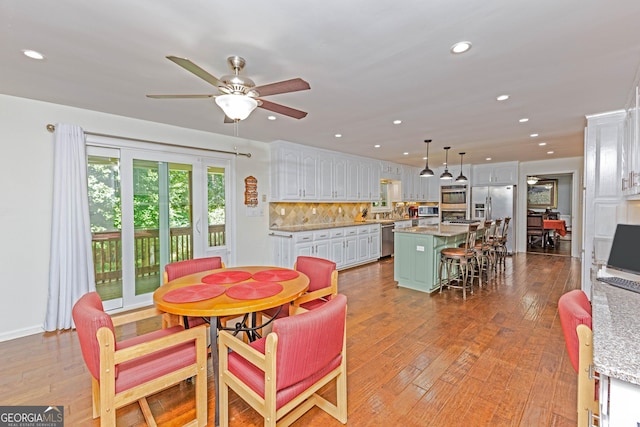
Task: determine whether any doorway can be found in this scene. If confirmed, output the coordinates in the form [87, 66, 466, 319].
[525, 173, 572, 256]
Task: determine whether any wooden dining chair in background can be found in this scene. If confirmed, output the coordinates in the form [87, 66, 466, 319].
[261, 256, 338, 320]
[164, 256, 225, 328]
[72, 292, 208, 426]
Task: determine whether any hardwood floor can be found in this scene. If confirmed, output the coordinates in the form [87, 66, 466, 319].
[0, 253, 580, 426]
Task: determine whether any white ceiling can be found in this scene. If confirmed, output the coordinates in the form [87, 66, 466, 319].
[2, 0, 640, 168]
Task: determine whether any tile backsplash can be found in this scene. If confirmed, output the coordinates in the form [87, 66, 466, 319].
[269, 202, 373, 227]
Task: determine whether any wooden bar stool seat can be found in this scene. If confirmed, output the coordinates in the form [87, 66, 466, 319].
[438, 224, 479, 300]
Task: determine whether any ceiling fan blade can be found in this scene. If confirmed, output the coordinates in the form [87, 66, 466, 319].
[166, 56, 223, 88]
[146, 94, 214, 99]
[253, 78, 310, 97]
[258, 99, 308, 119]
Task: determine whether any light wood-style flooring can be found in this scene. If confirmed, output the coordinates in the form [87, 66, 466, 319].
[0, 253, 580, 426]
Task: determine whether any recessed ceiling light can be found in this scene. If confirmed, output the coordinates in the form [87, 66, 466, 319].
[530, 133, 539, 137]
[267, 115, 276, 121]
[374, 144, 381, 148]
[22, 49, 45, 60]
[496, 94, 509, 101]
[334, 134, 342, 138]
[538, 142, 547, 146]
[547, 151, 554, 154]
[450, 41, 472, 54]
[519, 118, 529, 123]
[393, 120, 402, 125]
[403, 152, 409, 156]
[486, 157, 492, 161]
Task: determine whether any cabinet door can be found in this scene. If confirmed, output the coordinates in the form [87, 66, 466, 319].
[370, 229, 381, 259]
[295, 241, 314, 257]
[427, 167, 441, 202]
[344, 235, 358, 265]
[357, 234, 370, 262]
[330, 238, 345, 268]
[315, 239, 330, 259]
[317, 154, 334, 200]
[491, 163, 517, 185]
[359, 160, 372, 201]
[300, 150, 317, 199]
[333, 156, 347, 200]
[402, 165, 414, 200]
[471, 164, 494, 186]
[346, 158, 360, 200]
[278, 147, 301, 200]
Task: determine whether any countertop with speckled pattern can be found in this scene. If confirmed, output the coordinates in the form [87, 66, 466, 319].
[592, 280, 640, 385]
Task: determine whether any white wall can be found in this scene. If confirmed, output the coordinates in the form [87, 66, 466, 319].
[0, 94, 271, 341]
[518, 157, 583, 257]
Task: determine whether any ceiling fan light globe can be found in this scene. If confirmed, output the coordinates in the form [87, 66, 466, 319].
[215, 94, 258, 121]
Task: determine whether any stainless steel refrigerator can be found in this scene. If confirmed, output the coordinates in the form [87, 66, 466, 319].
[471, 185, 516, 253]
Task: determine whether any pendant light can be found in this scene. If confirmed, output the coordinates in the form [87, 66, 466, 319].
[419, 139, 434, 177]
[455, 152, 467, 182]
[440, 146, 453, 180]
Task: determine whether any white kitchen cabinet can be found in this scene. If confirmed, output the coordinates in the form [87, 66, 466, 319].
[582, 110, 626, 296]
[269, 231, 294, 268]
[380, 161, 403, 179]
[317, 152, 334, 200]
[471, 162, 518, 185]
[369, 224, 381, 259]
[300, 149, 318, 199]
[622, 85, 640, 197]
[333, 156, 348, 200]
[329, 228, 346, 268]
[401, 165, 416, 201]
[346, 157, 360, 200]
[270, 144, 301, 201]
[343, 227, 358, 265]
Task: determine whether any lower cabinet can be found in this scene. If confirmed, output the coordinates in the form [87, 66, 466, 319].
[270, 224, 381, 269]
[599, 375, 640, 426]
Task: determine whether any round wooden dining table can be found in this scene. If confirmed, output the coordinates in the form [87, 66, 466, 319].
[153, 265, 309, 426]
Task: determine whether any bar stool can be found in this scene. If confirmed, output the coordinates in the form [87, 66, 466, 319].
[438, 224, 479, 300]
[474, 220, 496, 285]
[492, 217, 511, 270]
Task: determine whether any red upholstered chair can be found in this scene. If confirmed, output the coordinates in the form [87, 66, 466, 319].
[218, 294, 348, 427]
[262, 256, 338, 320]
[72, 292, 208, 426]
[164, 256, 225, 328]
[558, 289, 599, 425]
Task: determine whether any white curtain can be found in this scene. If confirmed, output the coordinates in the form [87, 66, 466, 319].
[44, 123, 96, 331]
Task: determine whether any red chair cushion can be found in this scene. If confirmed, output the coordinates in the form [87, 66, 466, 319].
[558, 289, 592, 373]
[164, 257, 223, 282]
[228, 294, 346, 409]
[115, 327, 196, 393]
[295, 256, 336, 293]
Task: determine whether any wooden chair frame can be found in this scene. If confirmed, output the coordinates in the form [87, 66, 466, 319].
[577, 324, 599, 426]
[218, 309, 347, 427]
[93, 307, 208, 427]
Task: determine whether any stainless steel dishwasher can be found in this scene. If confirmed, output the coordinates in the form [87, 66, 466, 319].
[381, 223, 395, 257]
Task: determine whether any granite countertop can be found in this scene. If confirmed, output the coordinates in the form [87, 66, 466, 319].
[592, 280, 640, 385]
[392, 224, 469, 237]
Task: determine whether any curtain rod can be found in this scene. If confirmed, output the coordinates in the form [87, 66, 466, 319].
[45, 124, 251, 158]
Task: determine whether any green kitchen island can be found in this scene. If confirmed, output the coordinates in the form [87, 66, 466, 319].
[394, 224, 469, 293]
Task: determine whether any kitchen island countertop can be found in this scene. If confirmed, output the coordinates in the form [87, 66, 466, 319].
[393, 224, 469, 237]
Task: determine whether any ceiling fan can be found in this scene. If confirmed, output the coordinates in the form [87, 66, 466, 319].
[147, 55, 310, 122]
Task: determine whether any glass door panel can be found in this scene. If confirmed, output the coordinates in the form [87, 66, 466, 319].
[88, 153, 123, 310]
[207, 166, 226, 248]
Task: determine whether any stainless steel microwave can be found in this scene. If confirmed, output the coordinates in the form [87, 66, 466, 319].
[418, 206, 438, 216]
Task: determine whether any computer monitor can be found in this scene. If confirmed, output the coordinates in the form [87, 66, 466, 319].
[607, 224, 640, 275]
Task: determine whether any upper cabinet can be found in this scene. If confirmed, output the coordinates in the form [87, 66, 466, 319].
[622, 85, 640, 197]
[270, 141, 380, 202]
[471, 162, 518, 185]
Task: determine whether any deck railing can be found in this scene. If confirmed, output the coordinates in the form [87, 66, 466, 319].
[92, 224, 225, 286]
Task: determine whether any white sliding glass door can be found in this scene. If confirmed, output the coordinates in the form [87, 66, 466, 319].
[87, 144, 232, 311]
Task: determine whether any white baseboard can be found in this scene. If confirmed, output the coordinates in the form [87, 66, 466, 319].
[0, 325, 45, 343]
